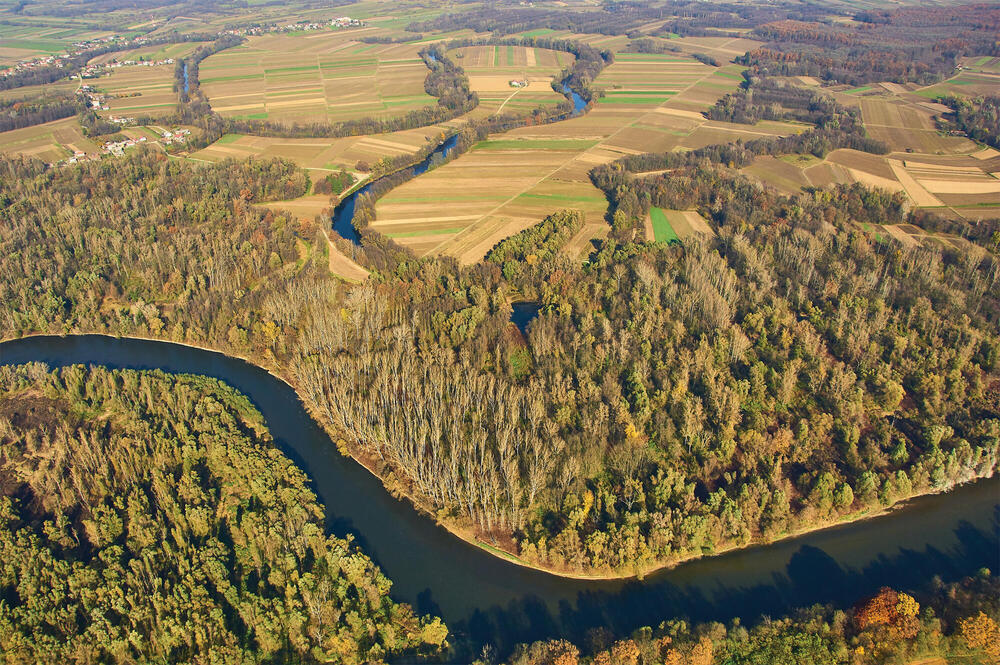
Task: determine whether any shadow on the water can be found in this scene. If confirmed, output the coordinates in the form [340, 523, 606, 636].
[433, 513, 999, 660]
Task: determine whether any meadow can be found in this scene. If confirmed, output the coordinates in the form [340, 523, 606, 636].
[0, 116, 98, 162]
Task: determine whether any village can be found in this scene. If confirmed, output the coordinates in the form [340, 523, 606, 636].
[76, 57, 175, 80]
[1, 16, 366, 81]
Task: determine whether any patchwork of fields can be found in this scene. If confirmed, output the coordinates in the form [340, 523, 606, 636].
[0, 20, 117, 66]
[736, 85, 1000, 221]
[199, 32, 437, 124]
[1, 15, 997, 263]
[451, 45, 571, 118]
[370, 43, 807, 264]
[92, 63, 179, 118]
[189, 122, 451, 174]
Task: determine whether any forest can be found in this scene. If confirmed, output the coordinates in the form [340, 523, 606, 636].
[2, 126, 997, 576]
[739, 4, 1000, 86]
[0, 93, 82, 133]
[488, 573, 1000, 665]
[940, 95, 1000, 150]
[0, 363, 447, 663]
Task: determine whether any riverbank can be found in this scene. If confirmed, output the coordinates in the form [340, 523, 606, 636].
[2, 330, 995, 583]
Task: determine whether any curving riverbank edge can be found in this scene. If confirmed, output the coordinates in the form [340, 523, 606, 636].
[1, 331, 995, 583]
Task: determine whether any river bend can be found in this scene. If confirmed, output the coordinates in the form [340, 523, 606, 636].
[1, 334, 996, 659]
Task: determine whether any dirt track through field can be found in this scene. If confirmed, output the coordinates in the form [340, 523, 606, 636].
[888, 159, 944, 206]
[322, 228, 369, 282]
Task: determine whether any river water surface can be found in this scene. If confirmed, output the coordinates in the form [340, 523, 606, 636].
[1, 334, 996, 659]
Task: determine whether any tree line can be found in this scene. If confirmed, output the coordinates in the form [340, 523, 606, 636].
[0, 92, 83, 133]
[740, 4, 1000, 86]
[487, 573, 999, 665]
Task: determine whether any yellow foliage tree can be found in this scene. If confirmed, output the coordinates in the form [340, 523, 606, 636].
[959, 612, 1000, 661]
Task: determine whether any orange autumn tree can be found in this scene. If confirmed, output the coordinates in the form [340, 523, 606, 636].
[594, 639, 640, 665]
[855, 588, 919, 629]
[958, 612, 1000, 661]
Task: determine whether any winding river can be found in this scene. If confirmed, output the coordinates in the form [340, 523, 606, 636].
[331, 83, 589, 245]
[1, 335, 997, 661]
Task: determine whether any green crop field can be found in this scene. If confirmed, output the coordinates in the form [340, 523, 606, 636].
[649, 207, 680, 243]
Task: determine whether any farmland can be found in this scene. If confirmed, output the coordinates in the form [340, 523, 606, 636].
[450, 45, 571, 118]
[368, 41, 820, 264]
[199, 32, 438, 125]
[727, 81, 1000, 221]
[188, 121, 452, 179]
[1, 6, 998, 260]
[90, 62, 179, 118]
[0, 116, 99, 162]
[0, 20, 116, 66]
[88, 41, 208, 65]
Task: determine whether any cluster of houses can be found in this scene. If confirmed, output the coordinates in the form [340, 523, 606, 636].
[100, 127, 190, 157]
[217, 16, 365, 39]
[1, 34, 154, 79]
[76, 57, 175, 80]
[77, 84, 112, 113]
[331, 17, 366, 29]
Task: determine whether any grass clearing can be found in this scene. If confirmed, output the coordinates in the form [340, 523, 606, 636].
[649, 207, 680, 243]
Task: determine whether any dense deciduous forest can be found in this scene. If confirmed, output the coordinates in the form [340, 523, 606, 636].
[0, 93, 82, 133]
[940, 95, 1000, 150]
[0, 363, 447, 663]
[3, 131, 995, 576]
[0, 151, 309, 340]
[489, 573, 1000, 665]
[740, 4, 1000, 86]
